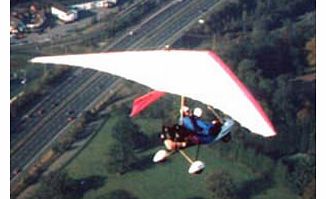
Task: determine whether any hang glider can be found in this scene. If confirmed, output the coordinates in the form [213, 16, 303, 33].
[30, 50, 276, 137]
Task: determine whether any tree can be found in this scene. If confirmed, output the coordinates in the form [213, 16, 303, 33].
[237, 59, 260, 91]
[32, 171, 72, 199]
[251, 20, 269, 45]
[257, 77, 274, 99]
[302, 177, 315, 199]
[206, 170, 238, 199]
[106, 140, 138, 175]
[284, 153, 316, 195]
[305, 37, 316, 68]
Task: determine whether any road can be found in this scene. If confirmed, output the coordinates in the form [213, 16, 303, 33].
[10, 0, 222, 181]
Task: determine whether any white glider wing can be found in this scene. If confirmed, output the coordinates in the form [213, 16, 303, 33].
[31, 50, 276, 137]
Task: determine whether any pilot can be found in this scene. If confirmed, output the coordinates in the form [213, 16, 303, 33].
[183, 107, 222, 137]
[162, 107, 222, 150]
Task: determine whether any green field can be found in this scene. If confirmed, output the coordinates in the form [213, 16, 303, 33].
[65, 116, 299, 199]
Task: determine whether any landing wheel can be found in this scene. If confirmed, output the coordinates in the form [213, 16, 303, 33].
[188, 161, 205, 174]
[222, 133, 231, 143]
[153, 149, 170, 163]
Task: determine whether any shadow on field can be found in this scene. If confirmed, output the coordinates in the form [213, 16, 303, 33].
[132, 154, 172, 172]
[142, 133, 164, 151]
[134, 132, 163, 153]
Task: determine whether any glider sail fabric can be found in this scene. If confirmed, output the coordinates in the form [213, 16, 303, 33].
[130, 90, 166, 117]
[30, 50, 276, 137]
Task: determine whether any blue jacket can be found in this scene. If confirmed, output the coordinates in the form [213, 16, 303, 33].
[182, 116, 216, 144]
[182, 116, 213, 136]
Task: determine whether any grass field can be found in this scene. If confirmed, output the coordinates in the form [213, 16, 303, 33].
[65, 115, 299, 199]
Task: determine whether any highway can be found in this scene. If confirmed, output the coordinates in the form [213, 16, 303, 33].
[10, 0, 221, 181]
[11, 68, 96, 147]
[10, 71, 118, 179]
[107, 0, 218, 50]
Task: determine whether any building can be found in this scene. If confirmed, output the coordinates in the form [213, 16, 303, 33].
[70, 0, 117, 10]
[50, 2, 78, 23]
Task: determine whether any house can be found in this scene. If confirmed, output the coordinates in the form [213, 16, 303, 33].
[70, 0, 117, 10]
[50, 2, 78, 23]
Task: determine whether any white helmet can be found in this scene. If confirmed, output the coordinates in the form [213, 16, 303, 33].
[193, 107, 203, 117]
